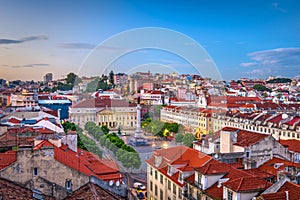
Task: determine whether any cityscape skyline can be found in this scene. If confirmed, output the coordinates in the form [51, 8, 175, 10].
[1, 0, 300, 81]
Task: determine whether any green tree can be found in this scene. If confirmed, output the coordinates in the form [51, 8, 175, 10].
[182, 133, 195, 147]
[66, 72, 79, 86]
[253, 84, 271, 92]
[101, 125, 110, 134]
[86, 78, 100, 92]
[175, 133, 184, 143]
[109, 70, 114, 86]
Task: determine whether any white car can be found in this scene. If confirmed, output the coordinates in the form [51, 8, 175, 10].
[133, 182, 146, 190]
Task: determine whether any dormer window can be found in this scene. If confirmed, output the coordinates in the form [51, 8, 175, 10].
[167, 165, 172, 175]
[178, 172, 183, 183]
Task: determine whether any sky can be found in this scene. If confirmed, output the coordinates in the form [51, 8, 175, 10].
[0, 0, 300, 81]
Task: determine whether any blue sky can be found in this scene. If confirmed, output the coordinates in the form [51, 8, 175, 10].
[0, 0, 300, 81]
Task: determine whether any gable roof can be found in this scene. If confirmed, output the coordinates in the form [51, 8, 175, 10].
[258, 157, 300, 176]
[221, 127, 269, 148]
[54, 145, 123, 182]
[64, 182, 125, 200]
[222, 177, 272, 192]
[146, 146, 212, 187]
[260, 181, 300, 200]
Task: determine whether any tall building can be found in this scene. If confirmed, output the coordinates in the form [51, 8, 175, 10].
[44, 73, 53, 83]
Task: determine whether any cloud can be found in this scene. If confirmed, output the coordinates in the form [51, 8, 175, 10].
[241, 48, 300, 77]
[272, 2, 287, 13]
[0, 35, 48, 45]
[10, 63, 49, 68]
[240, 62, 258, 67]
[246, 68, 271, 76]
[57, 42, 96, 49]
[247, 48, 300, 67]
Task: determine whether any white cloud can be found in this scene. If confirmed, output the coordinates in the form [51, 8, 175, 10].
[272, 2, 287, 13]
[240, 62, 257, 67]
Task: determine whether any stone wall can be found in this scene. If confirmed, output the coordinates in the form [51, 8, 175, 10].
[0, 147, 89, 199]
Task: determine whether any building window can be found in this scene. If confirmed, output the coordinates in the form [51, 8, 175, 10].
[173, 183, 176, 195]
[155, 170, 158, 180]
[160, 189, 163, 200]
[65, 179, 72, 191]
[150, 167, 153, 176]
[155, 185, 158, 196]
[228, 190, 233, 200]
[33, 167, 38, 176]
[160, 174, 163, 184]
[168, 180, 171, 190]
[178, 188, 182, 198]
[150, 181, 153, 191]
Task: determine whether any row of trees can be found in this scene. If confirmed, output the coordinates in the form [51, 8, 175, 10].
[99, 132, 141, 171]
[141, 118, 183, 137]
[62, 121, 102, 158]
[84, 122, 141, 170]
[85, 122, 109, 139]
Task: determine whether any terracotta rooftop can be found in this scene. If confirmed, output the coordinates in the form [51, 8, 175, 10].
[64, 182, 125, 200]
[260, 181, 300, 200]
[222, 127, 269, 147]
[223, 176, 272, 192]
[54, 145, 123, 182]
[258, 157, 300, 176]
[146, 146, 212, 186]
[279, 139, 300, 153]
[195, 160, 231, 175]
[0, 150, 17, 170]
[0, 177, 54, 199]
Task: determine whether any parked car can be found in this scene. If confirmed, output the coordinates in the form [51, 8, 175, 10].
[133, 182, 146, 190]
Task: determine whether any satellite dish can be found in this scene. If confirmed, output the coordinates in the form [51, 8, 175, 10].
[109, 180, 114, 186]
[116, 180, 120, 187]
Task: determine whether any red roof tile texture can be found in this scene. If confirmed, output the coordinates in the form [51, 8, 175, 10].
[222, 177, 272, 192]
[54, 145, 123, 182]
[0, 150, 17, 170]
[65, 182, 125, 200]
[279, 139, 300, 153]
[261, 181, 300, 200]
[258, 157, 300, 176]
[222, 127, 269, 147]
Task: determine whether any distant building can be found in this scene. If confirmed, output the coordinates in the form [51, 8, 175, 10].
[38, 96, 72, 120]
[43, 73, 53, 83]
[69, 98, 137, 130]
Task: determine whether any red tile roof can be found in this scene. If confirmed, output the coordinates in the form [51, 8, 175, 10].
[279, 139, 300, 153]
[221, 127, 269, 147]
[0, 150, 17, 170]
[0, 177, 54, 199]
[8, 117, 21, 124]
[222, 177, 272, 192]
[65, 182, 125, 200]
[54, 145, 123, 182]
[33, 140, 54, 150]
[260, 181, 300, 200]
[258, 157, 300, 176]
[146, 146, 212, 187]
[205, 167, 253, 199]
[242, 168, 274, 180]
[195, 160, 231, 175]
